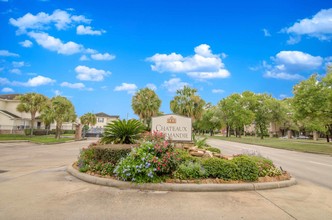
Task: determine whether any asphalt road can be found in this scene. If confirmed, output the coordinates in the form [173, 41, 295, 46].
[0, 139, 331, 219]
[207, 138, 332, 190]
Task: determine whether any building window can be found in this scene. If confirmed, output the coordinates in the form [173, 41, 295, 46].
[98, 118, 104, 123]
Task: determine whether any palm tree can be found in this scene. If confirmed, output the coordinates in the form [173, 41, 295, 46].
[131, 88, 161, 128]
[41, 96, 76, 139]
[80, 112, 97, 137]
[16, 93, 48, 136]
[170, 86, 205, 121]
[40, 100, 54, 135]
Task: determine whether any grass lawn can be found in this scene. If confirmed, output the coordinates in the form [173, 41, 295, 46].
[0, 134, 75, 144]
[210, 135, 332, 156]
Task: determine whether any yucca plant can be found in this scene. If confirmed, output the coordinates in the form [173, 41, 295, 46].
[101, 119, 145, 144]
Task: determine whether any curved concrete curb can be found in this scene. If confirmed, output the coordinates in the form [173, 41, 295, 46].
[67, 165, 297, 192]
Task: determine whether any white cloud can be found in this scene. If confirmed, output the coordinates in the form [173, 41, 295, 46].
[114, 83, 137, 94]
[0, 77, 10, 85]
[212, 89, 225, 93]
[262, 28, 271, 37]
[91, 52, 115, 61]
[60, 81, 93, 91]
[10, 69, 21, 74]
[61, 82, 85, 89]
[76, 25, 105, 35]
[80, 55, 89, 61]
[1, 87, 14, 93]
[162, 78, 189, 93]
[0, 50, 19, 57]
[75, 65, 111, 81]
[146, 83, 157, 91]
[28, 31, 83, 55]
[14, 75, 56, 87]
[85, 48, 97, 54]
[282, 8, 332, 42]
[12, 61, 25, 68]
[9, 9, 91, 34]
[274, 51, 323, 69]
[147, 44, 230, 80]
[19, 40, 33, 47]
[263, 51, 323, 80]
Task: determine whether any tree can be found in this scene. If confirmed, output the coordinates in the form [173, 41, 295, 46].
[132, 88, 161, 128]
[42, 96, 76, 139]
[40, 100, 54, 135]
[195, 105, 222, 136]
[170, 86, 205, 121]
[80, 112, 97, 137]
[16, 93, 48, 136]
[217, 93, 254, 138]
[292, 68, 332, 141]
[242, 92, 277, 139]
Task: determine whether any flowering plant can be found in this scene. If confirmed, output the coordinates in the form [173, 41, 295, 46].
[115, 132, 179, 183]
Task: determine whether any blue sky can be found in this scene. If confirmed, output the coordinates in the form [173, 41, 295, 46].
[1, 0, 331, 119]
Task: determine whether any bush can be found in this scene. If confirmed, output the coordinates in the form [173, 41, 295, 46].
[115, 134, 179, 183]
[205, 147, 221, 154]
[173, 161, 206, 180]
[233, 155, 259, 181]
[175, 148, 200, 164]
[101, 119, 145, 144]
[24, 129, 49, 136]
[93, 145, 132, 165]
[63, 130, 75, 134]
[77, 147, 96, 172]
[202, 158, 238, 180]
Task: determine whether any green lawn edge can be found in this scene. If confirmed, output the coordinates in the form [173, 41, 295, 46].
[209, 136, 332, 156]
[0, 134, 75, 144]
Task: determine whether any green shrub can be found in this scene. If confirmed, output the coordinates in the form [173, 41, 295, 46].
[77, 147, 96, 172]
[115, 135, 179, 183]
[90, 162, 115, 176]
[101, 119, 145, 144]
[173, 161, 206, 179]
[202, 158, 238, 180]
[205, 147, 221, 154]
[93, 145, 132, 165]
[175, 148, 200, 164]
[250, 156, 274, 177]
[233, 155, 259, 181]
[63, 130, 75, 134]
[24, 129, 49, 136]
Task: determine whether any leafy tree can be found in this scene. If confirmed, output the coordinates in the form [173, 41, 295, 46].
[132, 88, 161, 128]
[170, 86, 205, 121]
[242, 92, 278, 139]
[292, 68, 332, 141]
[42, 96, 76, 139]
[80, 112, 97, 137]
[40, 100, 54, 135]
[218, 93, 254, 138]
[16, 93, 48, 136]
[195, 105, 221, 136]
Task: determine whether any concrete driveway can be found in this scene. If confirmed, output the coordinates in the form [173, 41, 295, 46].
[0, 140, 331, 220]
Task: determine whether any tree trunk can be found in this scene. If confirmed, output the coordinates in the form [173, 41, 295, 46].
[226, 124, 229, 137]
[30, 113, 35, 137]
[238, 128, 242, 138]
[55, 123, 62, 139]
[259, 125, 264, 139]
[313, 131, 318, 141]
[287, 130, 292, 139]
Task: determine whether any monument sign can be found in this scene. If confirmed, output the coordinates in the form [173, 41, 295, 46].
[151, 114, 192, 141]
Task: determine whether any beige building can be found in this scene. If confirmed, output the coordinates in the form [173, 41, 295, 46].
[0, 94, 73, 134]
[85, 112, 119, 134]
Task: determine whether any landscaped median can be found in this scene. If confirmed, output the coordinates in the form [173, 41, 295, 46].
[67, 131, 297, 191]
[67, 164, 297, 192]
